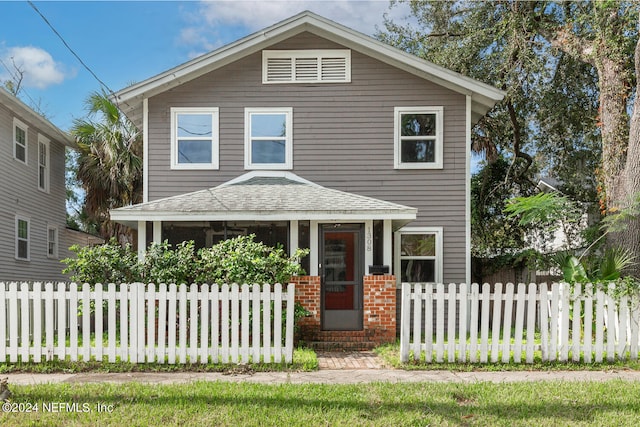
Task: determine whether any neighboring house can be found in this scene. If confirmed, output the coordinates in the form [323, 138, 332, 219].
[532, 178, 592, 253]
[110, 12, 504, 347]
[0, 88, 96, 281]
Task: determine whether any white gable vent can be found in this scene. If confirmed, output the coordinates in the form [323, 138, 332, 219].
[263, 50, 351, 84]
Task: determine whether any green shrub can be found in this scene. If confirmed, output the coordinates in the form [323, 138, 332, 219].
[195, 235, 309, 285]
[139, 240, 197, 285]
[62, 235, 309, 286]
[62, 239, 139, 284]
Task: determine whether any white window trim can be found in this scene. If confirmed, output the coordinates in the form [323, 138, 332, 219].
[13, 118, 28, 165]
[38, 134, 50, 193]
[47, 225, 58, 259]
[394, 226, 443, 286]
[15, 215, 30, 261]
[262, 50, 351, 84]
[394, 106, 444, 169]
[244, 107, 293, 170]
[170, 107, 219, 170]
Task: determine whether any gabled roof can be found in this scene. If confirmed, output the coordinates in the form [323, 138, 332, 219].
[113, 11, 504, 128]
[0, 88, 75, 147]
[110, 171, 417, 229]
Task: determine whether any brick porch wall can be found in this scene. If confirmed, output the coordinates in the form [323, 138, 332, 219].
[291, 275, 397, 349]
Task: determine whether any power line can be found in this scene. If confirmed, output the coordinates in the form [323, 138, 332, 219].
[28, 1, 115, 96]
[27, 1, 139, 127]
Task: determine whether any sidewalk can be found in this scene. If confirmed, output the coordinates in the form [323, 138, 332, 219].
[3, 352, 640, 385]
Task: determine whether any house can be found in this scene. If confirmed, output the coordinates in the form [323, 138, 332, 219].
[0, 88, 97, 281]
[110, 12, 504, 348]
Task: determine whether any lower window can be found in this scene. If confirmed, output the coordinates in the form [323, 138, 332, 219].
[15, 216, 30, 261]
[395, 227, 442, 284]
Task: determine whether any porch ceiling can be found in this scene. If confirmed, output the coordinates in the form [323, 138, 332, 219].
[110, 172, 417, 230]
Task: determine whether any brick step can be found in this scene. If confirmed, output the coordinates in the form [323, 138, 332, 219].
[309, 341, 378, 351]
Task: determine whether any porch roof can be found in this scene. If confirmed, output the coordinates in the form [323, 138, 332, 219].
[110, 172, 417, 229]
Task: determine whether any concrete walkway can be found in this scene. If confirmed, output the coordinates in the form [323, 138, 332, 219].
[3, 352, 640, 385]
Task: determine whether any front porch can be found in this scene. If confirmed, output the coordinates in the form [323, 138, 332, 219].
[110, 172, 416, 346]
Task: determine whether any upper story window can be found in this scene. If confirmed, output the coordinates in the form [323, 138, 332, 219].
[244, 107, 293, 170]
[13, 118, 28, 164]
[394, 107, 443, 169]
[263, 50, 351, 84]
[38, 135, 50, 192]
[170, 107, 219, 170]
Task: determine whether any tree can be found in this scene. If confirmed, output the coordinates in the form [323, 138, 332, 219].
[381, 1, 640, 277]
[534, 1, 639, 276]
[380, 1, 600, 195]
[71, 90, 142, 243]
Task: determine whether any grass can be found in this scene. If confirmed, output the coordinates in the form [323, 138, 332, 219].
[2, 380, 640, 426]
[0, 347, 318, 374]
[375, 342, 640, 371]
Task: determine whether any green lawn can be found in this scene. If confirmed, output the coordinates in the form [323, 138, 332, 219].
[2, 380, 640, 426]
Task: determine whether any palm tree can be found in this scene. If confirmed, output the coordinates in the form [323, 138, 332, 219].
[71, 90, 142, 244]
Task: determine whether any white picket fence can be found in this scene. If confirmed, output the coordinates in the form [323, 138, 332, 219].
[0, 282, 295, 364]
[400, 282, 640, 363]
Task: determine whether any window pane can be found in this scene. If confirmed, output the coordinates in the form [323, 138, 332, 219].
[400, 113, 436, 136]
[18, 220, 28, 239]
[39, 143, 47, 166]
[18, 240, 28, 259]
[251, 114, 286, 137]
[401, 234, 436, 256]
[178, 140, 212, 163]
[15, 126, 25, 144]
[251, 140, 286, 164]
[39, 166, 46, 188]
[177, 114, 212, 137]
[401, 140, 435, 163]
[401, 259, 435, 282]
[15, 145, 26, 162]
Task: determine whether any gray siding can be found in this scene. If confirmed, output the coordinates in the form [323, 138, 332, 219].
[147, 32, 468, 283]
[0, 102, 72, 281]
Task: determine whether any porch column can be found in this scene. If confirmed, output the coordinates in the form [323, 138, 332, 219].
[137, 220, 146, 261]
[152, 221, 162, 243]
[310, 220, 319, 276]
[383, 219, 392, 267]
[365, 220, 373, 273]
[289, 220, 299, 257]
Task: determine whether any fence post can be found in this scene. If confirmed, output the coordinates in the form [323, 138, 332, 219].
[0, 283, 6, 363]
[412, 283, 422, 361]
[285, 283, 294, 363]
[399, 282, 411, 363]
[458, 283, 468, 363]
[137, 283, 146, 363]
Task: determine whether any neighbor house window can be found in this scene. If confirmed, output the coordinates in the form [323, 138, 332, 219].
[263, 50, 351, 83]
[170, 107, 219, 169]
[47, 226, 58, 258]
[244, 107, 293, 170]
[394, 107, 443, 169]
[38, 135, 50, 192]
[15, 216, 30, 261]
[394, 227, 443, 284]
[13, 118, 28, 164]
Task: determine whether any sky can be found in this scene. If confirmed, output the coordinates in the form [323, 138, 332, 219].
[0, 0, 413, 132]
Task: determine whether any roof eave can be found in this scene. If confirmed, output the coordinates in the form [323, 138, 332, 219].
[1, 88, 76, 147]
[113, 11, 505, 129]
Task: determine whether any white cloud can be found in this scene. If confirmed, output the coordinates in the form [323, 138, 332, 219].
[200, 0, 390, 33]
[178, 0, 413, 55]
[0, 45, 70, 89]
